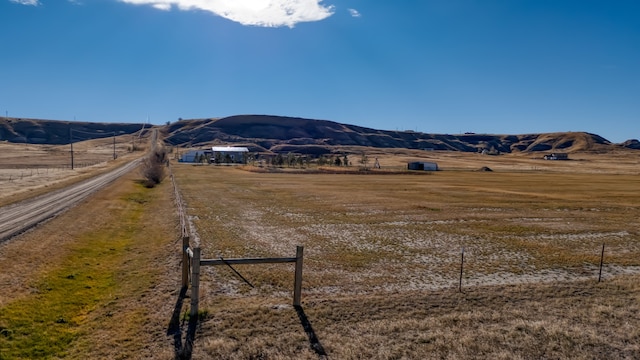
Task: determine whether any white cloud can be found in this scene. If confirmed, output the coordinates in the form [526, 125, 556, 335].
[152, 3, 170, 10]
[348, 8, 360, 18]
[9, 0, 40, 5]
[117, 0, 335, 28]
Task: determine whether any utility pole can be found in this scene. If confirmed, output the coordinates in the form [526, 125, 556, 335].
[69, 128, 74, 170]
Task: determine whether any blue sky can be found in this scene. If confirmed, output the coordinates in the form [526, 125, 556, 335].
[1, 0, 639, 143]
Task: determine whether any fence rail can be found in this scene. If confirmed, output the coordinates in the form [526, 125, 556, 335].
[186, 246, 304, 318]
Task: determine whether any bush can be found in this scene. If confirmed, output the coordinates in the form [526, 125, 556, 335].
[141, 147, 168, 188]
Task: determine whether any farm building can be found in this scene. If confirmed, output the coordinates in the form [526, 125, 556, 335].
[408, 161, 439, 171]
[179, 149, 212, 163]
[179, 146, 250, 163]
[211, 146, 249, 164]
[543, 153, 569, 160]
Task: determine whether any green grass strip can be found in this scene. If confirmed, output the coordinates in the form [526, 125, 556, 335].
[0, 188, 149, 359]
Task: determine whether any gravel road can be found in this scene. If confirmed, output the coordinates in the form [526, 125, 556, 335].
[0, 159, 141, 243]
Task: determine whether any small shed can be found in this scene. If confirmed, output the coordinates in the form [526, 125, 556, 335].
[408, 161, 439, 171]
[543, 153, 569, 160]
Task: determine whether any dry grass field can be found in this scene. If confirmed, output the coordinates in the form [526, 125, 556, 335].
[171, 151, 640, 359]
[0, 135, 148, 207]
[0, 145, 639, 359]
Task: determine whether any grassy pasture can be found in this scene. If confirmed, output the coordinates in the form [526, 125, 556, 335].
[172, 158, 640, 359]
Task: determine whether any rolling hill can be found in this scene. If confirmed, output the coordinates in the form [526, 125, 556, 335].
[2, 115, 638, 154]
[0, 117, 146, 144]
[162, 115, 628, 154]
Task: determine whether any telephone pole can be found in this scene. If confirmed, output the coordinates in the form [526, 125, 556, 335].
[69, 128, 74, 170]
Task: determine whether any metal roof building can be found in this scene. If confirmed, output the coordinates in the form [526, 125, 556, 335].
[408, 161, 439, 171]
[211, 146, 249, 164]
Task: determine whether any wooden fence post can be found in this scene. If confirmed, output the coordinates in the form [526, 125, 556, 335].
[293, 246, 304, 306]
[459, 248, 465, 293]
[191, 247, 201, 319]
[182, 236, 190, 288]
[598, 243, 605, 283]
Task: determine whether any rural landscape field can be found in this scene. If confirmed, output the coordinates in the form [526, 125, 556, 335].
[1, 130, 640, 359]
[4, 0, 639, 358]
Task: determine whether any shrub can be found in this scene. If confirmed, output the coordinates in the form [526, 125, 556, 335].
[141, 147, 168, 188]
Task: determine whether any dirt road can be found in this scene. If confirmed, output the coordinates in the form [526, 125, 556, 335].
[0, 159, 141, 242]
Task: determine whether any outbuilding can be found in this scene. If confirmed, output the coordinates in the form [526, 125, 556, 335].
[408, 161, 439, 171]
[543, 153, 569, 160]
[211, 146, 250, 164]
[179, 149, 212, 163]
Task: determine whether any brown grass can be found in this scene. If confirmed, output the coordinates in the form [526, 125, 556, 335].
[0, 148, 639, 359]
[170, 153, 640, 359]
[0, 135, 148, 207]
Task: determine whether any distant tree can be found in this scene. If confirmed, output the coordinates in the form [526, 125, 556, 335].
[286, 153, 295, 167]
[197, 153, 207, 165]
[360, 153, 369, 170]
[334, 156, 342, 167]
[275, 154, 284, 167]
[246, 153, 256, 165]
[343, 155, 349, 167]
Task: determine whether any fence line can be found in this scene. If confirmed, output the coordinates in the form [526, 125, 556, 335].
[0, 162, 109, 182]
[170, 170, 191, 289]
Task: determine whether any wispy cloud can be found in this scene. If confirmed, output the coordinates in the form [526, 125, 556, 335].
[117, 0, 335, 28]
[9, 0, 40, 5]
[348, 8, 361, 18]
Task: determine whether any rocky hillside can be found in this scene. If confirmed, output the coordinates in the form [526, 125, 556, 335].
[2, 115, 636, 154]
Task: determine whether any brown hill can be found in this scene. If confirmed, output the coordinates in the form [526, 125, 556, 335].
[163, 115, 623, 154]
[1, 115, 636, 154]
[0, 117, 146, 144]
